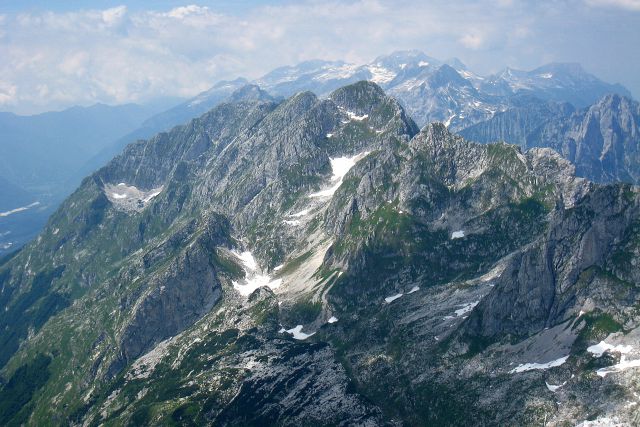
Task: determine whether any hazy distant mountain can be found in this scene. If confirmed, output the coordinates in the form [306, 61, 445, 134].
[0, 176, 34, 213]
[481, 63, 632, 107]
[0, 103, 155, 194]
[140, 78, 251, 132]
[0, 103, 159, 254]
[246, 50, 631, 129]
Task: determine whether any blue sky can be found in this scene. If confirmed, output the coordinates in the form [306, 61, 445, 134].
[1, 0, 639, 114]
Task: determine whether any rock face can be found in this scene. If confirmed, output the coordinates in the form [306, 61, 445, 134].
[111, 218, 229, 376]
[1, 81, 639, 427]
[460, 94, 640, 184]
[465, 184, 640, 339]
[213, 342, 382, 426]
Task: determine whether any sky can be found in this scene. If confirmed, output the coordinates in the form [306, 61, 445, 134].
[0, 0, 639, 114]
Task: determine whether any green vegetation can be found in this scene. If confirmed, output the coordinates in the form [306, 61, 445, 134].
[211, 248, 244, 278]
[0, 354, 52, 426]
[275, 250, 312, 276]
[0, 266, 67, 368]
[286, 299, 322, 324]
[579, 312, 623, 340]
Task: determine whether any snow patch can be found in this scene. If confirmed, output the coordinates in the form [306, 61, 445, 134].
[451, 230, 465, 239]
[233, 250, 258, 271]
[418, 61, 430, 67]
[309, 151, 369, 198]
[328, 316, 338, 324]
[596, 356, 640, 377]
[587, 341, 633, 358]
[273, 264, 284, 271]
[577, 416, 626, 426]
[231, 250, 282, 296]
[104, 183, 163, 211]
[407, 286, 420, 294]
[510, 355, 569, 373]
[545, 381, 566, 392]
[385, 293, 403, 303]
[282, 325, 315, 340]
[455, 301, 479, 316]
[143, 189, 162, 203]
[345, 110, 369, 121]
[326, 133, 333, 138]
[444, 114, 456, 128]
[368, 65, 396, 84]
[289, 209, 310, 218]
[283, 219, 301, 226]
[314, 63, 359, 82]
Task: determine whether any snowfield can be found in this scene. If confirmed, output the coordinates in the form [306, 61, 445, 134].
[545, 381, 565, 392]
[104, 183, 163, 211]
[596, 356, 640, 377]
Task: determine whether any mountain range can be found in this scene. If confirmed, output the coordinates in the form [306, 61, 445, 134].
[1, 50, 634, 257]
[1, 80, 639, 426]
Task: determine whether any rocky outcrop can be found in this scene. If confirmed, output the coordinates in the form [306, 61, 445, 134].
[108, 217, 231, 377]
[214, 342, 382, 426]
[464, 184, 640, 338]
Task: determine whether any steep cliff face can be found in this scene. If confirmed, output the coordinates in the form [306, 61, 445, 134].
[461, 94, 640, 185]
[464, 184, 640, 339]
[1, 82, 639, 427]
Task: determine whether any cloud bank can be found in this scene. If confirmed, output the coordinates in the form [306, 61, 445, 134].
[0, 0, 638, 114]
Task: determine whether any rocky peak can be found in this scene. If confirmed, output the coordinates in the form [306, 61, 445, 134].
[532, 62, 590, 79]
[427, 64, 473, 89]
[373, 49, 441, 69]
[226, 84, 275, 103]
[328, 81, 388, 114]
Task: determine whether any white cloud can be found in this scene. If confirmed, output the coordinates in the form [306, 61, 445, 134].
[165, 5, 210, 19]
[101, 5, 127, 26]
[0, 82, 17, 104]
[585, 0, 640, 10]
[0, 1, 637, 114]
[459, 33, 484, 49]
